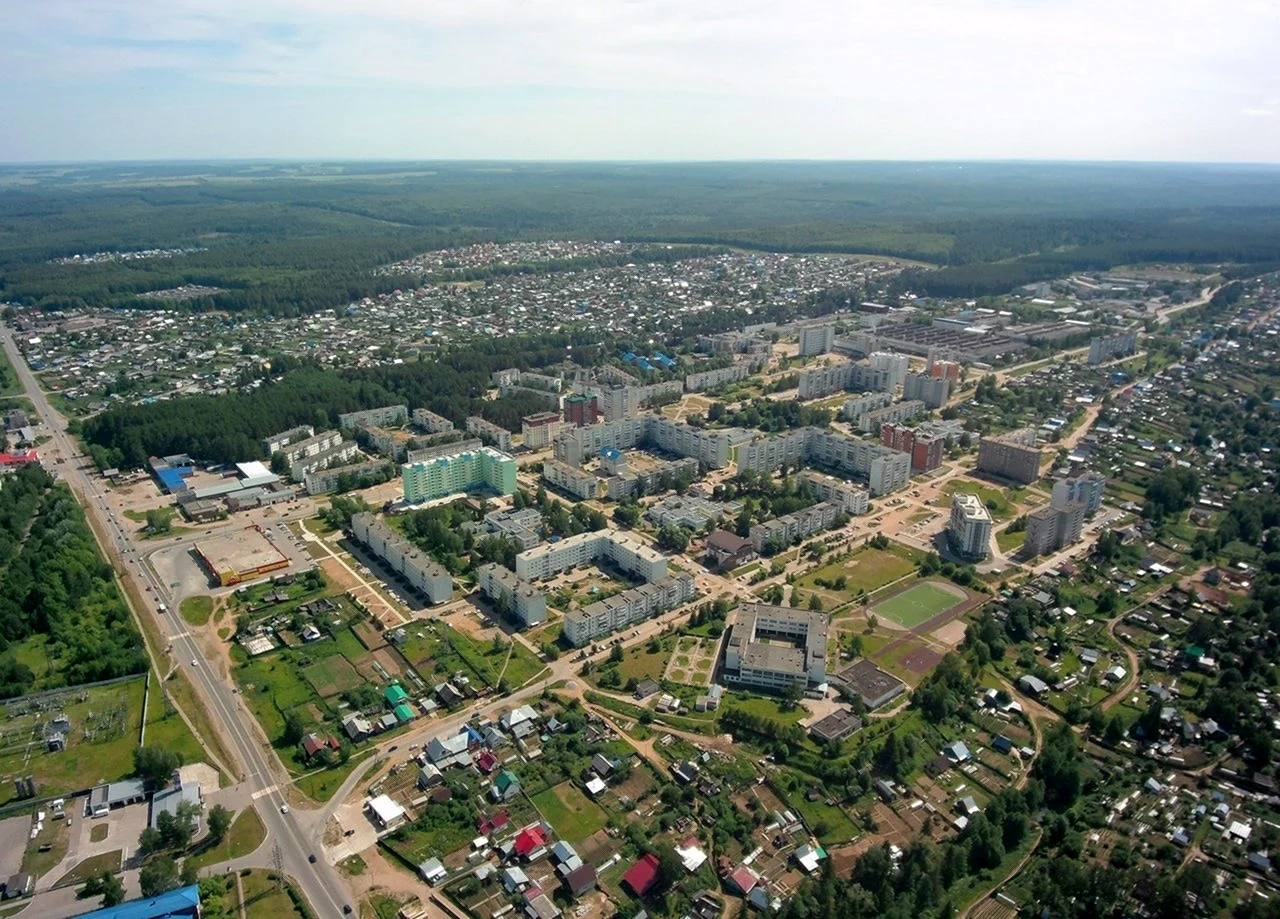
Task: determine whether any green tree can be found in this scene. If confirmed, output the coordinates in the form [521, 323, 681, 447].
[133, 746, 184, 789]
[139, 856, 181, 897]
[281, 709, 306, 746]
[207, 805, 233, 844]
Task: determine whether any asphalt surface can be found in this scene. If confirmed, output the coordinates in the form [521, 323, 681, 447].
[2, 328, 354, 917]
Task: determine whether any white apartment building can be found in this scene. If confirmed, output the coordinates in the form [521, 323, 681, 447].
[798, 324, 835, 357]
[476, 564, 547, 628]
[749, 502, 844, 553]
[351, 512, 453, 604]
[279, 430, 344, 465]
[542, 459, 600, 501]
[869, 351, 910, 389]
[948, 493, 993, 561]
[563, 574, 695, 646]
[412, 409, 454, 434]
[800, 471, 870, 516]
[515, 530, 668, 583]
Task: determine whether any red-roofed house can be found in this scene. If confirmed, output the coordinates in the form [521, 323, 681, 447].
[476, 751, 499, 774]
[514, 824, 548, 857]
[726, 866, 758, 896]
[0, 450, 38, 468]
[623, 853, 660, 897]
[477, 810, 510, 835]
[300, 733, 340, 762]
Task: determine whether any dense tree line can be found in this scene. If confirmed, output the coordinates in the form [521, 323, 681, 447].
[0, 465, 147, 697]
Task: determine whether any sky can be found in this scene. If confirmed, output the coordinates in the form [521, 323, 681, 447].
[2, 0, 1279, 163]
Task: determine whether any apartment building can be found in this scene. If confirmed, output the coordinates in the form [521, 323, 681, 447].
[749, 502, 844, 553]
[542, 459, 600, 501]
[521, 412, 564, 449]
[476, 564, 547, 628]
[684, 358, 763, 393]
[869, 351, 909, 389]
[1023, 472, 1105, 556]
[411, 409, 454, 434]
[842, 391, 894, 425]
[262, 425, 314, 456]
[903, 372, 951, 409]
[466, 416, 514, 453]
[563, 573, 695, 646]
[724, 604, 828, 691]
[515, 530, 667, 583]
[289, 439, 361, 482]
[698, 331, 771, 354]
[279, 430, 344, 465]
[735, 427, 911, 497]
[860, 399, 925, 434]
[1052, 471, 1106, 517]
[798, 324, 835, 357]
[977, 429, 1043, 485]
[1088, 331, 1138, 365]
[339, 404, 408, 430]
[351, 513, 452, 604]
[798, 362, 894, 400]
[304, 459, 389, 495]
[563, 394, 600, 426]
[880, 424, 945, 473]
[552, 416, 732, 469]
[402, 445, 516, 503]
[948, 493, 993, 561]
[800, 471, 870, 516]
[603, 456, 700, 501]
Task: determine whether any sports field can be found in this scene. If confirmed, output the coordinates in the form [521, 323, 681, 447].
[873, 581, 965, 629]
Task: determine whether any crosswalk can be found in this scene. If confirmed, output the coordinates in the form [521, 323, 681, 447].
[250, 784, 279, 801]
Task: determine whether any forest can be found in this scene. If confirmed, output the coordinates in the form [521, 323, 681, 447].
[0, 464, 148, 698]
[5, 161, 1280, 315]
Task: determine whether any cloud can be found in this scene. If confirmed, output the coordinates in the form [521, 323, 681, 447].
[2, 0, 1280, 160]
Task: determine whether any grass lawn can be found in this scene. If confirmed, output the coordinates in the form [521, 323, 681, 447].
[873, 581, 965, 628]
[294, 749, 376, 803]
[23, 818, 71, 881]
[302, 654, 362, 698]
[0, 347, 22, 397]
[163, 669, 237, 780]
[52, 850, 123, 889]
[180, 596, 214, 627]
[500, 642, 548, 689]
[796, 546, 917, 604]
[242, 870, 308, 919]
[187, 808, 267, 870]
[996, 527, 1026, 553]
[89, 824, 109, 844]
[531, 782, 609, 840]
[612, 643, 670, 686]
[778, 780, 860, 844]
[938, 478, 1018, 520]
[723, 693, 807, 726]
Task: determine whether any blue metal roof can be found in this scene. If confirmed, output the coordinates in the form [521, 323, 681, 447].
[154, 466, 189, 493]
[75, 885, 200, 919]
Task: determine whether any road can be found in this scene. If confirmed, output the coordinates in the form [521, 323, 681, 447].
[1, 328, 355, 917]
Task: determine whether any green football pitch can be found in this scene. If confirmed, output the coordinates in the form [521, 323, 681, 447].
[873, 581, 964, 629]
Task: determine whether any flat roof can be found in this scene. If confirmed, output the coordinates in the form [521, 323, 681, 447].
[196, 528, 288, 576]
[809, 708, 863, 742]
[836, 659, 906, 708]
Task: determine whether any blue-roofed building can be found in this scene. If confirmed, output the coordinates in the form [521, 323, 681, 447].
[623, 352, 637, 362]
[153, 465, 191, 494]
[73, 884, 200, 919]
[637, 359, 653, 371]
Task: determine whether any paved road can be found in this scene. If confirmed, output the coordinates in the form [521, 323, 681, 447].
[2, 328, 355, 917]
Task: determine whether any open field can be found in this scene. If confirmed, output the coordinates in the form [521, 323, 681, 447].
[302, 654, 363, 698]
[180, 596, 214, 626]
[937, 479, 1019, 520]
[531, 781, 609, 840]
[873, 580, 967, 629]
[794, 545, 918, 608]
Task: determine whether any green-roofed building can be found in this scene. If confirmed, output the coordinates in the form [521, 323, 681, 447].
[386, 683, 409, 705]
[394, 703, 415, 723]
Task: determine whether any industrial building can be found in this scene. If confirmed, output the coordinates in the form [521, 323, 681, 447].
[515, 530, 667, 583]
[977, 429, 1044, 485]
[351, 513, 453, 604]
[402, 444, 516, 504]
[195, 527, 291, 586]
[724, 604, 828, 691]
[948, 493, 993, 561]
[476, 564, 548, 627]
[563, 573, 695, 646]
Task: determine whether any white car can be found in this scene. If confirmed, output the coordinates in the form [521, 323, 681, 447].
[280, 804, 290, 814]
[190, 659, 198, 667]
